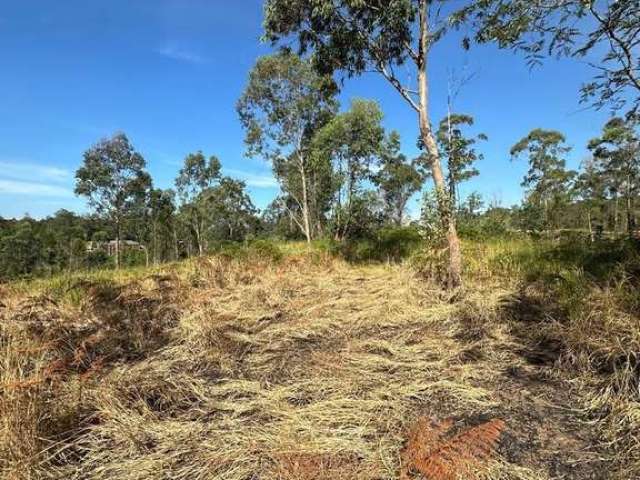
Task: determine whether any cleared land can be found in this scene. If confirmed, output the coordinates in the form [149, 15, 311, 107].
[1, 240, 638, 479]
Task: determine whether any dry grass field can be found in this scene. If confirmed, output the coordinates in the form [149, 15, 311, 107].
[1, 240, 638, 479]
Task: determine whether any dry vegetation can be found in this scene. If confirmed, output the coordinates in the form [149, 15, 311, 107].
[0, 239, 638, 479]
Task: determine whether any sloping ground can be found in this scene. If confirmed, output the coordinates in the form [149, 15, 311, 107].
[0, 255, 615, 479]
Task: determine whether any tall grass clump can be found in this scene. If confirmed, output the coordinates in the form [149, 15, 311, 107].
[466, 236, 640, 477]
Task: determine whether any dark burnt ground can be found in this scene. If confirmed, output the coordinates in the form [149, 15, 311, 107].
[485, 291, 610, 480]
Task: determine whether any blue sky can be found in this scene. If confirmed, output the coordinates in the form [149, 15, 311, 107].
[0, 0, 613, 219]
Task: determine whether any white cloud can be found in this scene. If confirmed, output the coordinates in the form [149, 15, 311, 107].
[224, 169, 278, 188]
[155, 45, 207, 64]
[0, 161, 70, 183]
[0, 179, 73, 197]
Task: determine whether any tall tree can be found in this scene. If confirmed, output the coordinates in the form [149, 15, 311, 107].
[457, 0, 640, 116]
[588, 117, 640, 234]
[0, 220, 42, 278]
[175, 152, 222, 255]
[148, 189, 177, 264]
[373, 131, 425, 226]
[204, 178, 259, 241]
[263, 0, 466, 286]
[75, 133, 151, 269]
[435, 113, 486, 207]
[511, 129, 576, 230]
[313, 99, 385, 239]
[237, 51, 338, 242]
[574, 157, 607, 238]
[48, 209, 87, 270]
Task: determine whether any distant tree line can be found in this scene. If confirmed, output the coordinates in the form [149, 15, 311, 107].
[2, 108, 638, 280]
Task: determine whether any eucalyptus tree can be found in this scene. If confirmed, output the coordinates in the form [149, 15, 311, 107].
[75, 133, 151, 269]
[48, 209, 87, 269]
[457, 0, 640, 116]
[204, 178, 259, 241]
[511, 129, 576, 230]
[435, 113, 486, 208]
[0, 220, 42, 278]
[174, 151, 222, 255]
[263, 0, 466, 286]
[574, 158, 607, 237]
[588, 117, 640, 234]
[312, 99, 385, 239]
[148, 189, 177, 264]
[373, 131, 425, 226]
[237, 51, 338, 242]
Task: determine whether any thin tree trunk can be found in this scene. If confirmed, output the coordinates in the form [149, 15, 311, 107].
[334, 158, 344, 241]
[626, 174, 633, 235]
[195, 214, 204, 256]
[418, 0, 462, 288]
[153, 221, 158, 265]
[115, 218, 121, 270]
[299, 158, 312, 243]
[614, 194, 619, 235]
[173, 227, 179, 260]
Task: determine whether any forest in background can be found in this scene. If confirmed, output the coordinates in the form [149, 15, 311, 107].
[0, 109, 638, 280]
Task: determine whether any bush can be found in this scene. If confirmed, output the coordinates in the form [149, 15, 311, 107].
[247, 239, 283, 263]
[121, 249, 147, 267]
[338, 226, 423, 262]
[212, 240, 283, 263]
[85, 250, 112, 270]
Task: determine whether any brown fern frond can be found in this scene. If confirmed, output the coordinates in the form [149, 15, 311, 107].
[404, 417, 454, 462]
[402, 418, 505, 480]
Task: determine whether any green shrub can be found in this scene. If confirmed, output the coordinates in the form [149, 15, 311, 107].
[121, 249, 147, 267]
[247, 239, 283, 263]
[338, 226, 423, 262]
[85, 251, 112, 269]
[209, 240, 283, 263]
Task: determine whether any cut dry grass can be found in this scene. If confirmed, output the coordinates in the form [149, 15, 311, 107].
[0, 240, 637, 479]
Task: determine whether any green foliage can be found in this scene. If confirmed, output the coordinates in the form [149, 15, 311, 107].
[246, 239, 284, 263]
[588, 117, 640, 233]
[436, 113, 485, 204]
[75, 133, 151, 223]
[75, 132, 152, 268]
[147, 189, 178, 264]
[120, 248, 147, 268]
[261, 198, 306, 240]
[237, 51, 338, 241]
[457, 0, 640, 115]
[175, 152, 222, 199]
[511, 128, 576, 230]
[337, 226, 422, 263]
[264, 0, 418, 79]
[213, 239, 283, 263]
[85, 250, 112, 270]
[175, 152, 224, 255]
[312, 98, 386, 240]
[372, 131, 424, 226]
[203, 178, 259, 242]
[420, 188, 446, 244]
[0, 221, 42, 278]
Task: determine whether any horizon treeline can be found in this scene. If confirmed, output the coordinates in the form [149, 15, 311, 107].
[0, 105, 638, 280]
